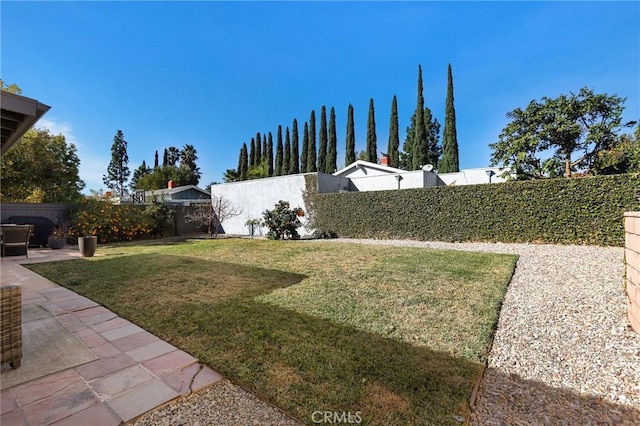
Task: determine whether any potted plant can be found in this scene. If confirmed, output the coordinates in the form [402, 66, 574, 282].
[48, 223, 68, 249]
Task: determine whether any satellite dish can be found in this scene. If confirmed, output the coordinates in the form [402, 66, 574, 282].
[422, 164, 434, 172]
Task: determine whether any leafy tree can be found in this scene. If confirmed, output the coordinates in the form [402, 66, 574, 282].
[267, 132, 274, 177]
[136, 165, 199, 190]
[154, 150, 159, 168]
[0, 80, 22, 94]
[144, 197, 176, 238]
[318, 105, 328, 173]
[255, 133, 262, 166]
[249, 138, 256, 168]
[366, 98, 378, 163]
[180, 144, 198, 171]
[328, 106, 337, 173]
[240, 143, 248, 180]
[284, 126, 291, 175]
[412, 65, 427, 169]
[130, 160, 151, 191]
[103, 130, 130, 197]
[387, 95, 400, 168]
[592, 125, 640, 175]
[166, 146, 180, 167]
[345, 104, 356, 165]
[490, 87, 635, 179]
[290, 120, 300, 174]
[0, 128, 85, 202]
[308, 110, 317, 172]
[400, 107, 441, 170]
[301, 121, 309, 173]
[275, 126, 284, 176]
[223, 168, 239, 183]
[440, 64, 460, 173]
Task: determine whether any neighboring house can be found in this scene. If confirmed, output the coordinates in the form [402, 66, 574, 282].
[144, 183, 210, 205]
[112, 183, 210, 205]
[210, 156, 512, 237]
[333, 160, 444, 191]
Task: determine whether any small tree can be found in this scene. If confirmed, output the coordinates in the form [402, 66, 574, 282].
[144, 197, 176, 238]
[184, 196, 242, 238]
[103, 130, 130, 197]
[262, 200, 304, 240]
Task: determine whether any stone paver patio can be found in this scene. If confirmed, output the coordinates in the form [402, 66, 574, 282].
[1, 248, 222, 425]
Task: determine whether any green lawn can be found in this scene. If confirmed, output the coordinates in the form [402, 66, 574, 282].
[28, 238, 517, 425]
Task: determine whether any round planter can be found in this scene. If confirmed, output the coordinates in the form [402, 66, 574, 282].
[78, 236, 97, 257]
[48, 237, 66, 250]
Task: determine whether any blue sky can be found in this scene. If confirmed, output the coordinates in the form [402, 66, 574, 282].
[2, 1, 638, 191]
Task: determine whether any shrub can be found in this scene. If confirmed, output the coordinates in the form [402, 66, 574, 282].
[69, 198, 153, 243]
[310, 173, 640, 246]
[262, 200, 304, 240]
[144, 197, 176, 238]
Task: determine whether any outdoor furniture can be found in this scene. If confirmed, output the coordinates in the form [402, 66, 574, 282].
[0, 284, 22, 368]
[1, 224, 33, 258]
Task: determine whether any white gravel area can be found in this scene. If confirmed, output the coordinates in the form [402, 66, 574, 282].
[129, 239, 640, 424]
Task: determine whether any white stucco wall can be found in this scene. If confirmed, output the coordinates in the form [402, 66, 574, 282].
[438, 167, 511, 185]
[348, 170, 443, 191]
[211, 173, 315, 237]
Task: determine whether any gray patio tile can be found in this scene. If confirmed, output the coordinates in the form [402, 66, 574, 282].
[107, 379, 178, 422]
[50, 403, 121, 426]
[142, 350, 198, 378]
[111, 331, 159, 352]
[75, 327, 108, 348]
[75, 353, 137, 381]
[90, 317, 132, 333]
[126, 340, 177, 363]
[56, 297, 99, 312]
[21, 380, 99, 425]
[91, 365, 155, 400]
[100, 324, 146, 342]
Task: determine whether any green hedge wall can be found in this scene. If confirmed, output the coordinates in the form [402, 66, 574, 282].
[311, 173, 640, 246]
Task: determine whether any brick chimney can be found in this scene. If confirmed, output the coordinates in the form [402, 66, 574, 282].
[168, 180, 175, 189]
[380, 154, 390, 166]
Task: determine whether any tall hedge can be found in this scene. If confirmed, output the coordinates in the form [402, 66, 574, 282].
[310, 174, 640, 246]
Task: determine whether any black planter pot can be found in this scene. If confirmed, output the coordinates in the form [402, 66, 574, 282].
[78, 236, 97, 257]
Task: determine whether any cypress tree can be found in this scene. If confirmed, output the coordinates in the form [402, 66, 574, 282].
[275, 126, 283, 176]
[290, 120, 299, 174]
[345, 104, 356, 165]
[308, 110, 317, 172]
[163, 148, 168, 166]
[154, 150, 159, 168]
[283, 127, 291, 175]
[388, 95, 400, 168]
[440, 64, 460, 173]
[249, 138, 256, 168]
[301, 121, 308, 173]
[328, 106, 337, 173]
[262, 134, 267, 162]
[412, 65, 427, 170]
[255, 133, 262, 166]
[267, 132, 274, 177]
[318, 106, 328, 173]
[240, 143, 248, 180]
[366, 98, 378, 163]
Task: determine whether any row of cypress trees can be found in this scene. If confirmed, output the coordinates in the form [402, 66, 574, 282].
[230, 64, 459, 182]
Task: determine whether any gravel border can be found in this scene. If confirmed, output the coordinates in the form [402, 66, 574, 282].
[130, 239, 640, 424]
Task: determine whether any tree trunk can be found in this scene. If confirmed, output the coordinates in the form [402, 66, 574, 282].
[565, 153, 572, 178]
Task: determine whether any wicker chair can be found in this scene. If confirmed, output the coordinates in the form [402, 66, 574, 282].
[1, 224, 32, 258]
[1, 284, 22, 368]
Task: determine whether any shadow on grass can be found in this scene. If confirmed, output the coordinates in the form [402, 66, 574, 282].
[26, 254, 640, 425]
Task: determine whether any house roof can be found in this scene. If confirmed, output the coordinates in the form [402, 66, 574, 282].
[146, 184, 210, 197]
[1, 91, 51, 156]
[333, 160, 406, 177]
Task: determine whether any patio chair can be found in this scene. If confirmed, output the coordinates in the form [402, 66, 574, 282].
[1, 224, 33, 258]
[0, 284, 22, 368]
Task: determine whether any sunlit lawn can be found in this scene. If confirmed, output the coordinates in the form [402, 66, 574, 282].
[28, 238, 517, 425]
